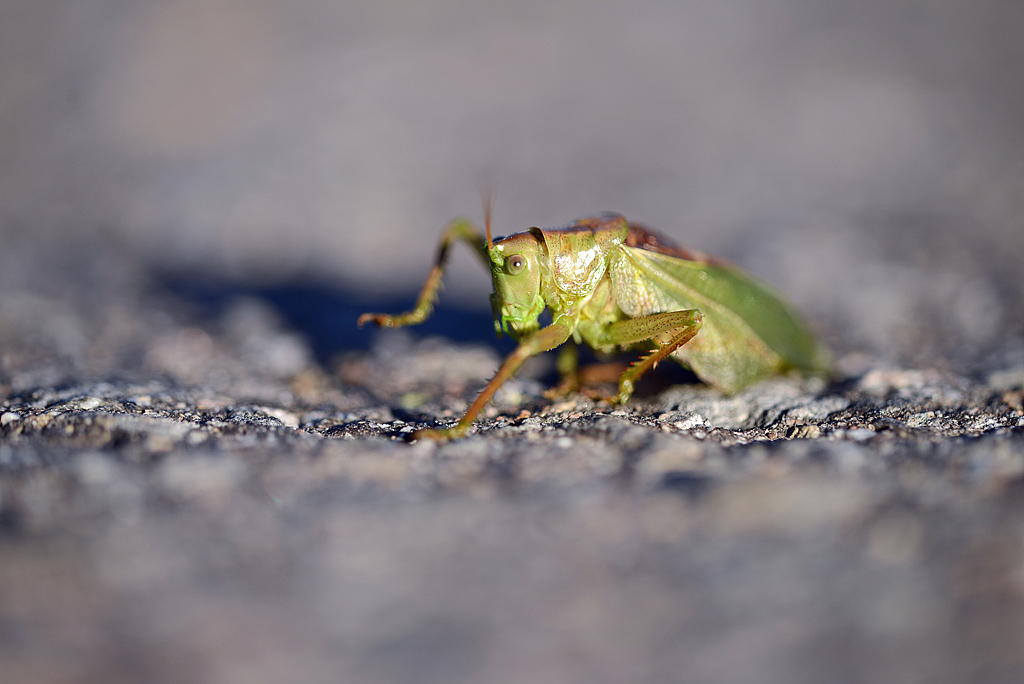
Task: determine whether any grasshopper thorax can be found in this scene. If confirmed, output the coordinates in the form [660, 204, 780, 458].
[489, 231, 545, 339]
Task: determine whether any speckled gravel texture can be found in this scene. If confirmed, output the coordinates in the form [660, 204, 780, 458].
[4, 2, 1024, 683]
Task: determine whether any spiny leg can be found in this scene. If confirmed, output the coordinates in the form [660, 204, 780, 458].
[416, 322, 572, 441]
[357, 218, 489, 329]
[604, 309, 703, 404]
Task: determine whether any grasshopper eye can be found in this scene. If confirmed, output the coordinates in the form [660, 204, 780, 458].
[504, 254, 527, 275]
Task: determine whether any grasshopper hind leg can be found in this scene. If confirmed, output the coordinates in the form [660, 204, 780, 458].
[604, 309, 704, 404]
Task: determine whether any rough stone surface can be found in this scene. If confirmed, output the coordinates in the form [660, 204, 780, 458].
[3, 2, 1024, 684]
[3, 271, 1024, 684]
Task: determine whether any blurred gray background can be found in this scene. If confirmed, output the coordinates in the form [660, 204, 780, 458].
[3, 0, 1023, 371]
[5, 4, 1024, 684]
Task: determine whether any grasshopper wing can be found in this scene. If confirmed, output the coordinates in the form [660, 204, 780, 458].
[609, 242, 829, 394]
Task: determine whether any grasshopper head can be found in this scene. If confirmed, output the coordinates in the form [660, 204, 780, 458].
[489, 231, 545, 339]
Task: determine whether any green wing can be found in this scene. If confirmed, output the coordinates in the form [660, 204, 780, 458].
[608, 246, 829, 393]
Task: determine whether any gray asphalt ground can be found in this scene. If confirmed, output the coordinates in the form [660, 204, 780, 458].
[3, 2, 1024, 682]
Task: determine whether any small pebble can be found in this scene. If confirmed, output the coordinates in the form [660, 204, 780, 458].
[79, 397, 102, 411]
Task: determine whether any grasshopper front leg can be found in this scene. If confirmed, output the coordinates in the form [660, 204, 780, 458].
[415, 322, 572, 441]
[357, 218, 489, 329]
[604, 309, 704, 404]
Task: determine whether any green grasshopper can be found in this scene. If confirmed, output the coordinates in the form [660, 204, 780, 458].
[359, 212, 829, 440]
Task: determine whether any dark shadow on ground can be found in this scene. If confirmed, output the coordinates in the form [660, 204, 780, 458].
[157, 271, 511, 361]
[155, 271, 704, 395]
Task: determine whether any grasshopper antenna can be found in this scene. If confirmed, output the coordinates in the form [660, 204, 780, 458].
[482, 186, 495, 250]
